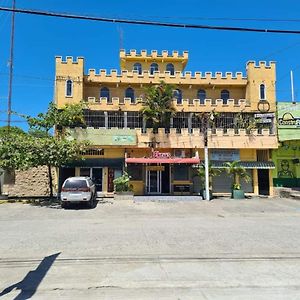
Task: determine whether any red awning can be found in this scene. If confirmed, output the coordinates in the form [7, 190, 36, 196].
[125, 157, 200, 164]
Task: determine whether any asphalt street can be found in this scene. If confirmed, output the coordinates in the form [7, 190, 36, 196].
[0, 197, 300, 299]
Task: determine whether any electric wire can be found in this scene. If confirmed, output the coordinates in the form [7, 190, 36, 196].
[1, 7, 300, 35]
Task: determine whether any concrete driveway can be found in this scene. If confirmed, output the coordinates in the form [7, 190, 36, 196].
[0, 197, 300, 299]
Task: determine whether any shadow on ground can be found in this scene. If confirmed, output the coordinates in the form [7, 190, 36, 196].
[0, 253, 60, 300]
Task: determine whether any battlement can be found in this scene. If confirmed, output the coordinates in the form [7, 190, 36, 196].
[119, 49, 189, 60]
[246, 60, 276, 69]
[55, 56, 84, 65]
[86, 69, 247, 83]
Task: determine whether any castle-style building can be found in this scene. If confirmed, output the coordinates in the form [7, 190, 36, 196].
[55, 50, 278, 196]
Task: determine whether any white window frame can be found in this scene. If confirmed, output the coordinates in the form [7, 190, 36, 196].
[259, 83, 266, 100]
[65, 79, 73, 97]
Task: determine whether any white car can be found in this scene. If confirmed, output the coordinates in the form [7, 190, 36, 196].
[60, 177, 96, 208]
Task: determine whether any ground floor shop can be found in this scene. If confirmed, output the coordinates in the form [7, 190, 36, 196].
[59, 148, 275, 196]
[272, 141, 300, 188]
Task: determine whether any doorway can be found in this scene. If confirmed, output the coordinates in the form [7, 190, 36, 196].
[146, 170, 161, 194]
[91, 168, 103, 192]
[258, 169, 270, 195]
[161, 164, 170, 194]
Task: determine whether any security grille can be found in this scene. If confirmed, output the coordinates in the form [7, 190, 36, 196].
[127, 112, 143, 128]
[84, 110, 105, 128]
[108, 111, 124, 128]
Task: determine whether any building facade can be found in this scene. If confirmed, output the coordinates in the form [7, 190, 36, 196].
[55, 50, 278, 196]
[272, 102, 300, 188]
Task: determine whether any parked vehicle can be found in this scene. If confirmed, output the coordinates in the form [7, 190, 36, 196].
[60, 177, 96, 208]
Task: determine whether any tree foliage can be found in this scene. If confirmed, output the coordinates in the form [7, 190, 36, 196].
[140, 81, 176, 130]
[224, 161, 251, 190]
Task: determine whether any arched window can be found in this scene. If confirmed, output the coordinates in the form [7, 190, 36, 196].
[100, 87, 110, 103]
[125, 87, 135, 103]
[221, 90, 230, 104]
[260, 84, 266, 100]
[197, 89, 206, 104]
[166, 63, 175, 75]
[150, 63, 158, 75]
[66, 79, 73, 97]
[133, 63, 142, 75]
[174, 89, 182, 105]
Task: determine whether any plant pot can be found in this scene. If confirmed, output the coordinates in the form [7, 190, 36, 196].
[231, 189, 245, 199]
[114, 191, 134, 201]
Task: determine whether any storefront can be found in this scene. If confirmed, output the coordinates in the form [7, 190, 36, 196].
[59, 158, 124, 193]
[272, 102, 300, 188]
[126, 151, 200, 195]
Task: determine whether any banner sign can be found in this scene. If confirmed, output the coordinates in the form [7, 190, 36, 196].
[210, 149, 240, 161]
[254, 113, 274, 124]
[277, 102, 300, 141]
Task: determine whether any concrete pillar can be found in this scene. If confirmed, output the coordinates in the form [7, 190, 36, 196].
[188, 113, 193, 133]
[269, 169, 274, 196]
[103, 167, 108, 193]
[124, 111, 128, 128]
[104, 111, 108, 128]
[253, 169, 259, 195]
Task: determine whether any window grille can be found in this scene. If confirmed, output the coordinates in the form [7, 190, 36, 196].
[80, 149, 104, 156]
[108, 111, 124, 128]
[84, 110, 105, 128]
[127, 111, 143, 128]
[173, 112, 189, 131]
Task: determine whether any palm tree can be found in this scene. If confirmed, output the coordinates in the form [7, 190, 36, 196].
[197, 162, 221, 190]
[224, 161, 250, 190]
[140, 81, 176, 133]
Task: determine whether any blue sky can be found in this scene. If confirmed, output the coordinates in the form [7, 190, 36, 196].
[1, 0, 300, 130]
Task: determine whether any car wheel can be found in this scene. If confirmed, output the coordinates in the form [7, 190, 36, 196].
[87, 198, 93, 209]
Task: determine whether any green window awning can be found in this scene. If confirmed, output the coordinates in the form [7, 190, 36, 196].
[62, 158, 124, 168]
[210, 161, 275, 169]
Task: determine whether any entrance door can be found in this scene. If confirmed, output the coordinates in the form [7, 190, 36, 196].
[92, 168, 103, 192]
[258, 169, 270, 195]
[147, 170, 161, 194]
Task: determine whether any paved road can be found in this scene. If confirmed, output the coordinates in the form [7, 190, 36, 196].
[0, 198, 300, 299]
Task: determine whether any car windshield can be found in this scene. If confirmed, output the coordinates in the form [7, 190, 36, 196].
[64, 179, 87, 188]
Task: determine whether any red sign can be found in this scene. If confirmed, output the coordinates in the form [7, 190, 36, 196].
[151, 151, 171, 159]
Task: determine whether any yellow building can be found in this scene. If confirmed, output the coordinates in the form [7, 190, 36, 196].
[55, 50, 278, 196]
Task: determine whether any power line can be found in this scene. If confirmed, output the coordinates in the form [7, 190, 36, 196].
[1, 6, 300, 35]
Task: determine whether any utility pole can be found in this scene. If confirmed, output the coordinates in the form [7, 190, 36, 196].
[291, 70, 295, 104]
[203, 113, 210, 201]
[7, 0, 16, 129]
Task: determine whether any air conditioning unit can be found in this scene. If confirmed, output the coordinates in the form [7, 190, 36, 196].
[174, 149, 185, 158]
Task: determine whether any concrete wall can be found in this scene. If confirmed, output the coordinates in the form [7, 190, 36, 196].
[3, 166, 56, 197]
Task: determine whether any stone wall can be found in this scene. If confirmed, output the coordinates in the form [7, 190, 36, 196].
[2, 166, 57, 197]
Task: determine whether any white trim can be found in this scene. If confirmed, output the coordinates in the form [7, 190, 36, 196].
[65, 79, 73, 97]
[259, 83, 266, 100]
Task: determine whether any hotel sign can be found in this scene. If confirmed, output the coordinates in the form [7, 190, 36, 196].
[151, 151, 171, 159]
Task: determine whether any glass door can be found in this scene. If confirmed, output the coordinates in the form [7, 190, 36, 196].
[147, 170, 161, 194]
[91, 168, 103, 192]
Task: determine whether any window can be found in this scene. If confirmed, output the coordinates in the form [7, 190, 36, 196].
[174, 165, 189, 180]
[100, 87, 110, 103]
[84, 110, 105, 128]
[221, 90, 230, 104]
[66, 79, 73, 97]
[108, 111, 124, 128]
[127, 111, 143, 128]
[260, 84, 266, 100]
[166, 63, 175, 75]
[174, 89, 182, 105]
[133, 63, 142, 75]
[150, 63, 158, 75]
[80, 168, 90, 177]
[125, 87, 135, 103]
[127, 165, 143, 180]
[197, 89, 206, 104]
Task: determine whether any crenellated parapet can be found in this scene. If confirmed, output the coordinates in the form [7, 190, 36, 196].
[119, 49, 189, 60]
[86, 69, 247, 85]
[85, 97, 251, 112]
[246, 60, 276, 69]
[55, 56, 84, 65]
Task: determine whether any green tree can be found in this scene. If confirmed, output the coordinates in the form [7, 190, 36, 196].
[0, 126, 25, 137]
[140, 81, 176, 133]
[224, 161, 251, 190]
[197, 162, 221, 190]
[0, 102, 88, 197]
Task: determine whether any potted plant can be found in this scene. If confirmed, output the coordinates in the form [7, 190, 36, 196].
[197, 162, 221, 199]
[113, 171, 134, 200]
[224, 161, 251, 199]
